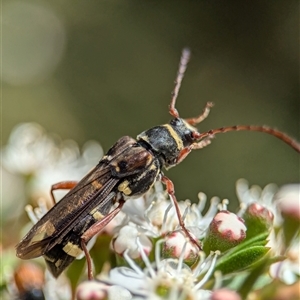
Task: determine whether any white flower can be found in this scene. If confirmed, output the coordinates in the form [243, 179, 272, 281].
[6, 123, 299, 299]
[269, 184, 300, 285]
[275, 184, 300, 221]
[110, 182, 220, 264]
[95, 238, 219, 300]
[117, 182, 220, 241]
[111, 223, 152, 259]
[236, 179, 278, 222]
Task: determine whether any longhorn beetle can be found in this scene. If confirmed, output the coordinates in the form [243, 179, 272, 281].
[16, 48, 300, 280]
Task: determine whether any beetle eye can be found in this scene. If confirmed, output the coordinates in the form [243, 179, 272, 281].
[169, 157, 177, 165]
[170, 118, 182, 126]
[184, 130, 194, 143]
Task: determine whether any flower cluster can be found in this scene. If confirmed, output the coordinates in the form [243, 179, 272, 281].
[1, 123, 299, 300]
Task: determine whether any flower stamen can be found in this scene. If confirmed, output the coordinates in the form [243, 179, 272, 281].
[176, 239, 188, 274]
[193, 251, 220, 290]
[136, 237, 156, 278]
[25, 205, 39, 224]
[123, 249, 144, 277]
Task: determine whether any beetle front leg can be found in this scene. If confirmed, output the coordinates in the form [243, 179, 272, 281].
[192, 136, 214, 150]
[161, 176, 202, 251]
[176, 137, 213, 165]
[80, 198, 126, 280]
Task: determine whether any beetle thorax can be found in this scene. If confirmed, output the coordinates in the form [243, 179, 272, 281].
[137, 118, 198, 168]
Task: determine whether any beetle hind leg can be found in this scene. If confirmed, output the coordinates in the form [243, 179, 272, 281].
[80, 198, 126, 280]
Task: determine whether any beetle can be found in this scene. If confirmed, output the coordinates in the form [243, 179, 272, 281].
[16, 48, 300, 280]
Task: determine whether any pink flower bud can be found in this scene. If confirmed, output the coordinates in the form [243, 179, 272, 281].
[274, 184, 300, 246]
[243, 203, 273, 239]
[76, 281, 108, 300]
[162, 230, 199, 267]
[275, 184, 300, 221]
[203, 210, 246, 254]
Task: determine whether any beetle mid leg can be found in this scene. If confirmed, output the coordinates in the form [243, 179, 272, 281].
[50, 181, 78, 205]
[80, 198, 125, 280]
[161, 175, 202, 251]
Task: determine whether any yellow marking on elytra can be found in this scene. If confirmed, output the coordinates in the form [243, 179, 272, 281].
[118, 180, 132, 195]
[31, 220, 56, 243]
[90, 207, 104, 221]
[93, 211, 104, 220]
[92, 181, 102, 189]
[149, 163, 158, 171]
[124, 187, 132, 195]
[102, 155, 112, 161]
[111, 162, 120, 172]
[55, 259, 63, 268]
[31, 232, 46, 243]
[163, 124, 184, 150]
[63, 242, 83, 257]
[44, 254, 55, 263]
[136, 166, 154, 182]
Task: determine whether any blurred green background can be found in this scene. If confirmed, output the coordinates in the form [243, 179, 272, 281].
[3, 0, 299, 206]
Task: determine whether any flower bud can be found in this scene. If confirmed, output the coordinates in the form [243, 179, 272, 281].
[242, 203, 274, 239]
[162, 230, 199, 267]
[203, 211, 246, 254]
[274, 184, 300, 246]
[76, 281, 108, 300]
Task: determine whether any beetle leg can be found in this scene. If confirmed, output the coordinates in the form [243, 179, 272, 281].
[80, 198, 125, 280]
[80, 241, 93, 280]
[176, 136, 213, 165]
[50, 181, 78, 205]
[161, 176, 202, 251]
[193, 136, 214, 150]
[185, 102, 214, 126]
[176, 146, 193, 164]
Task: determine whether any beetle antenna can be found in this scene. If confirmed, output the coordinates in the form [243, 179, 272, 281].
[169, 48, 191, 118]
[196, 125, 300, 153]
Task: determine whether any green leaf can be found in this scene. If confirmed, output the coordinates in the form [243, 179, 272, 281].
[223, 232, 269, 257]
[238, 253, 270, 298]
[215, 246, 270, 275]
